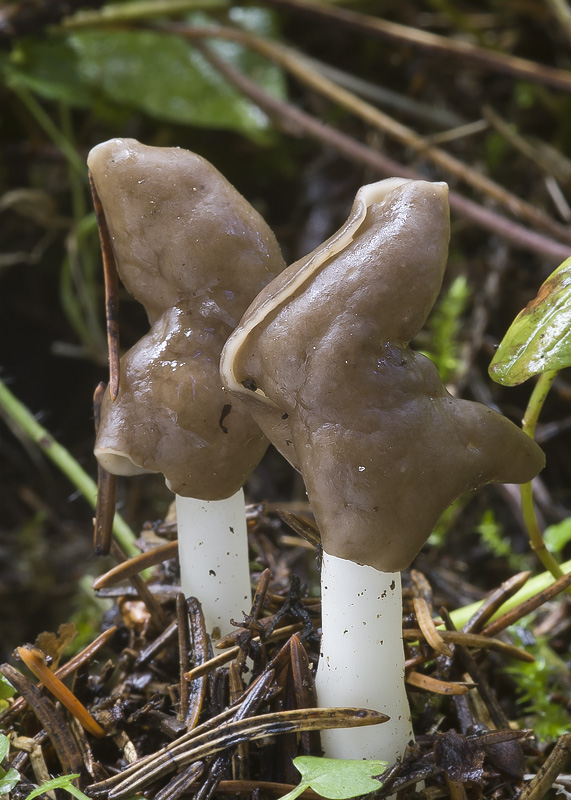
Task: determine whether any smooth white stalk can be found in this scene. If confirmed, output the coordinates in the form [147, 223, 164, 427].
[315, 551, 413, 763]
[176, 489, 252, 640]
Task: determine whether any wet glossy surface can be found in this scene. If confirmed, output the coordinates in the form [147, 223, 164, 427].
[222, 179, 545, 570]
[490, 256, 571, 386]
[90, 139, 286, 498]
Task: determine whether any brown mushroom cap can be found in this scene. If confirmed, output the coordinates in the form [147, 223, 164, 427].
[87, 138, 283, 326]
[221, 178, 545, 571]
[89, 139, 286, 499]
[95, 305, 269, 499]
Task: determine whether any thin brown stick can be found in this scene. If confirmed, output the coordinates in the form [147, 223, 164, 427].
[93, 540, 178, 589]
[166, 23, 571, 246]
[515, 733, 571, 800]
[185, 623, 303, 680]
[216, 780, 322, 798]
[177, 593, 191, 723]
[462, 570, 532, 634]
[228, 662, 248, 780]
[405, 671, 471, 695]
[482, 568, 571, 637]
[136, 618, 178, 666]
[88, 170, 120, 400]
[402, 628, 534, 662]
[259, 0, 571, 93]
[249, 568, 272, 621]
[186, 597, 208, 731]
[196, 43, 571, 264]
[153, 762, 204, 800]
[442, 609, 511, 730]
[411, 570, 452, 657]
[110, 539, 169, 629]
[0, 664, 83, 774]
[290, 634, 320, 755]
[93, 381, 116, 556]
[194, 668, 276, 800]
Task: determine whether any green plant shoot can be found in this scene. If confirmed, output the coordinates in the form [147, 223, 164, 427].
[0, 734, 21, 795]
[489, 256, 571, 385]
[489, 256, 571, 585]
[25, 774, 87, 800]
[278, 757, 387, 800]
[506, 630, 571, 740]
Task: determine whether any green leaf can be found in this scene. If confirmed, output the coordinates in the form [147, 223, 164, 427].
[69, 28, 283, 140]
[0, 674, 16, 701]
[0, 737, 20, 793]
[0, 734, 10, 762]
[544, 517, 571, 556]
[280, 757, 387, 800]
[24, 774, 86, 800]
[489, 256, 571, 385]
[0, 767, 21, 794]
[5, 38, 93, 107]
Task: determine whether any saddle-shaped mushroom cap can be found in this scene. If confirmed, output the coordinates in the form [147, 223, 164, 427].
[221, 178, 545, 571]
[89, 139, 286, 499]
[88, 138, 283, 326]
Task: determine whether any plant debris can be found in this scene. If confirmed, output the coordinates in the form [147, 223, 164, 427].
[1, 505, 570, 799]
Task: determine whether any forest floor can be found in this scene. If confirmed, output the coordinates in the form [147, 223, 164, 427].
[0, 1, 571, 798]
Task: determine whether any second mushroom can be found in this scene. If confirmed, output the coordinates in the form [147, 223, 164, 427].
[89, 138, 285, 639]
[220, 177, 545, 762]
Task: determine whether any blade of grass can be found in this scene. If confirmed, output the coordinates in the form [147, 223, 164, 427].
[0, 376, 139, 557]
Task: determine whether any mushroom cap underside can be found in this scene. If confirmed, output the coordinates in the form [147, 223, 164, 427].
[295, 381, 545, 572]
[95, 305, 268, 500]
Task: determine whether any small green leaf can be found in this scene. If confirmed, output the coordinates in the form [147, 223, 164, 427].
[0, 734, 10, 762]
[0, 674, 16, 701]
[24, 774, 86, 800]
[544, 517, 571, 556]
[0, 767, 21, 794]
[280, 757, 387, 800]
[489, 256, 571, 385]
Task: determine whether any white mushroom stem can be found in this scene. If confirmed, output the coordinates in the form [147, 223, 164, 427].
[176, 489, 252, 640]
[315, 551, 413, 763]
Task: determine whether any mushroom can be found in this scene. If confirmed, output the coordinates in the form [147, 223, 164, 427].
[88, 138, 285, 638]
[220, 177, 545, 760]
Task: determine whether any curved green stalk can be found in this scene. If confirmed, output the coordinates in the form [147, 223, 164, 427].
[520, 370, 568, 585]
[0, 376, 139, 558]
[10, 87, 86, 180]
[452, 369, 571, 627]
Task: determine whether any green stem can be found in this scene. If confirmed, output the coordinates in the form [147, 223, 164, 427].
[10, 86, 86, 180]
[451, 369, 571, 627]
[449, 556, 571, 630]
[522, 369, 558, 438]
[0, 376, 139, 558]
[519, 370, 568, 584]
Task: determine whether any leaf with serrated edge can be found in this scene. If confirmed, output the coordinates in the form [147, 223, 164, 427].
[489, 257, 571, 385]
